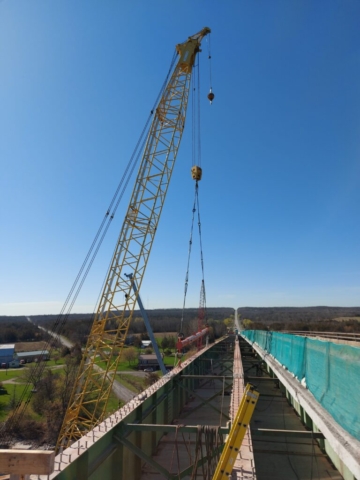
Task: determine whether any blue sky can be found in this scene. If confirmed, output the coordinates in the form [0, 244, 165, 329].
[1, 1, 360, 316]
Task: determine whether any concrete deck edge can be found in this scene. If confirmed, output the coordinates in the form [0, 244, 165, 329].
[241, 335, 360, 480]
[231, 337, 256, 480]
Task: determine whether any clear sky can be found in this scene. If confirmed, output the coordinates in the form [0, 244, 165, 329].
[1, 1, 360, 316]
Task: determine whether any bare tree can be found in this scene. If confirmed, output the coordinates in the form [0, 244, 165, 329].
[144, 372, 158, 387]
[59, 357, 79, 413]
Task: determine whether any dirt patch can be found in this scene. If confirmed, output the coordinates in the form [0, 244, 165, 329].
[15, 341, 49, 352]
[333, 317, 360, 322]
[153, 332, 177, 338]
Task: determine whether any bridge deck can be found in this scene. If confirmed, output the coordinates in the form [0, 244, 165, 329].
[3, 335, 356, 479]
[140, 376, 231, 479]
[240, 338, 343, 479]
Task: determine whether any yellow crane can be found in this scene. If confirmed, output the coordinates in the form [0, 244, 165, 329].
[57, 27, 211, 450]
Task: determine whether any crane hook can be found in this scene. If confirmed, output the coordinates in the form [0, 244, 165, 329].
[207, 88, 215, 105]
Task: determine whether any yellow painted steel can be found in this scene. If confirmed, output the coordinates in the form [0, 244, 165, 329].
[212, 384, 259, 480]
[191, 165, 202, 181]
[56, 27, 211, 451]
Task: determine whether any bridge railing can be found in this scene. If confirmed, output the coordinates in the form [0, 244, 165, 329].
[241, 330, 360, 442]
[283, 330, 360, 343]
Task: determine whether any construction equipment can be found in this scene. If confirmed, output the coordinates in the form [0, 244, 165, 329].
[212, 384, 259, 480]
[56, 27, 211, 450]
[125, 273, 167, 375]
[176, 326, 209, 352]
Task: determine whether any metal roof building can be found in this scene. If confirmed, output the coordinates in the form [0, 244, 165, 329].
[0, 344, 15, 363]
[16, 350, 50, 363]
[138, 354, 160, 370]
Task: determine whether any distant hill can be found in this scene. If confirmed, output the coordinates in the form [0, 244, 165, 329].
[237, 306, 360, 324]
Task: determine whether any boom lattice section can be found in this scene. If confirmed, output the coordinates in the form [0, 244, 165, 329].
[57, 27, 210, 450]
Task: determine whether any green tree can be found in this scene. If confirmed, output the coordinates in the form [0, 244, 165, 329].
[168, 336, 176, 349]
[224, 318, 233, 328]
[242, 319, 253, 330]
[122, 347, 138, 366]
[161, 336, 169, 353]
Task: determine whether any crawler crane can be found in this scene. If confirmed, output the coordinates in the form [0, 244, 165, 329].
[57, 27, 211, 450]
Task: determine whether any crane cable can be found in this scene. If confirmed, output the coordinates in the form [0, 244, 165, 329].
[1, 50, 178, 445]
[180, 56, 207, 334]
[180, 184, 197, 332]
[208, 33, 213, 92]
[191, 56, 201, 168]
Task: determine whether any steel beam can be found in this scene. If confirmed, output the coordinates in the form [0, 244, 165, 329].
[114, 434, 174, 480]
[253, 448, 327, 457]
[175, 443, 224, 479]
[124, 423, 229, 434]
[176, 382, 230, 420]
[245, 376, 279, 381]
[181, 375, 233, 380]
[252, 428, 324, 439]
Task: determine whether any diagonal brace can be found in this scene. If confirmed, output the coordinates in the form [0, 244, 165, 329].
[114, 434, 175, 480]
[177, 381, 230, 420]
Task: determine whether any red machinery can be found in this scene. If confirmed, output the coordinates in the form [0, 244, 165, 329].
[176, 327, 209, 353]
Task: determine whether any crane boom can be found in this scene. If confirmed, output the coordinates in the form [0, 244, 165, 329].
[57, 27, 211, 450]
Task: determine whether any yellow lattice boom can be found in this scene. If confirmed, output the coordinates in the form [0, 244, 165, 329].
[57, 27, 211, 451]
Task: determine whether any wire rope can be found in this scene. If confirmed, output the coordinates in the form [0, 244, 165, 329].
[180, 181, 206, 333]
[179, 56, 206, 334]
[180, 187, 197, 333]
[197, 56, 202, 168]
[195, 183, 206, 290]
[207, 33, 213, 91]
[191, 70, 196, 167]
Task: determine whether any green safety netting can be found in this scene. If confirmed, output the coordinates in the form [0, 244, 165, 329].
[241, 330, 360, 441]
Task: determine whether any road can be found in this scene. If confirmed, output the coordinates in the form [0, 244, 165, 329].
[234, 308, 240, 331]
[117, 371, 147, 377]
[26, 316, 136, 403]
[26, 316, 74, 349]
[93, 365, 135, 403]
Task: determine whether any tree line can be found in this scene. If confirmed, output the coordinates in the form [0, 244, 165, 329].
[0, 317, 48, 344]
[243, 318, 360, 333]
[238, 306, 360, 323]
[239, 306, 360, 333]
[30, 308, 233, 346]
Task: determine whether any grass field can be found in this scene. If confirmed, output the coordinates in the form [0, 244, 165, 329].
[0, 383, 28, 419]
[116, 374, 146, 393]
[96, 359, 139, 371]
[0, 370, 25, 382]
[43, 358, 66, 366]
[333, 317, 360, 322]
[0, 346, 175, 423]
